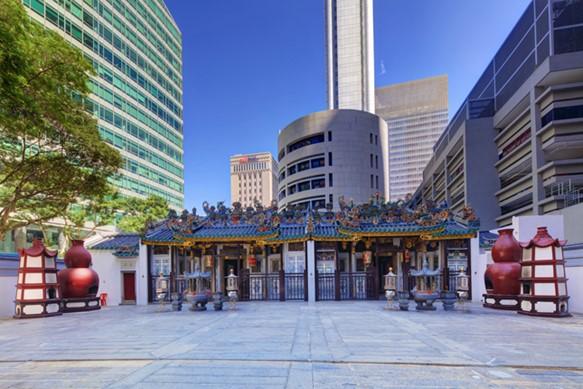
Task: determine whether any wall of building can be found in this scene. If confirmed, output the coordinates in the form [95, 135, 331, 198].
[552, 202, 583, 313]
[277, 109, 388, 210]
[91, 247, 148, 306]
[0, 275, 16, 318]
[23, 0, 185, 209]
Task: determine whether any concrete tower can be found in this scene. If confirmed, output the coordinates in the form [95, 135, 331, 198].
[326, 0, 375, 113]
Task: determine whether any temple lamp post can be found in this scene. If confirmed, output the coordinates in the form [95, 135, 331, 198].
[456, 267, 470, 311]
[156, 271, 169, 311]
[226, 268, 239, 310]
[384, 267, 397, 310]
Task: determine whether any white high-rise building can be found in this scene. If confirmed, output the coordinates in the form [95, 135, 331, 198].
[326, 0, 375, 113]
[230, 152, 278, 208]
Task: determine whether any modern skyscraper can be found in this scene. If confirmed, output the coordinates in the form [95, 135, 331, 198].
[376, 75, 449, 202]
[277, 110, 388, 211]
[22, 0, 184, 210]
[326, 0, 375, 113]
[230, 152, 278, 209]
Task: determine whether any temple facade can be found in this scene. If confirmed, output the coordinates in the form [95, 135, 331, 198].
[142, 196, 479, 302]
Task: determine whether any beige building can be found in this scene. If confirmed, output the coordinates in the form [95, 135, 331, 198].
[376, 75, 449, 202]
[230, 152, 278, 208]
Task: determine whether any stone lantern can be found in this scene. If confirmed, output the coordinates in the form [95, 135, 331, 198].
[457, 267, 470, 310]
[383, 267, 397, 310]
[518, 227, 570, 317]
[226, 268, 239, 310]
[156, 272, 169, 310]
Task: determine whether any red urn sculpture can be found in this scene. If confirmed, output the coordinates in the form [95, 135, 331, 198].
[58, 240, 101, 312]
[483, 228, 522, 310]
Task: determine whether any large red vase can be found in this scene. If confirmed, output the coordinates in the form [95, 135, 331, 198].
[484, 229, 521, 295]
[58, 268, 100, 298]
[64, 240, 92, 268]
[59, 240, 99, 298]
[491, 229, 522, 263]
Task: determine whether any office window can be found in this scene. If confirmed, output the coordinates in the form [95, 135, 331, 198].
[375, 135, 378, 145]
[313, 199, 326, 209]
[311, 178, 325, 189]
[287, 133, 325, 153]
[370, 175, 374, 188]
[298, 181, 310, 192]
[375, 155, 379, 169]
[370, 154, 373, 168]
[329, 173, 333, 187]
[370, 133, 373, 144]
[328, 131, 332, 142]
[311, 157, 325, 168]
[298, 160, 310, 172]
[328, 152, 333, 166]
[376, 175, 379, 190]
[554, 26, 583, 54]
[329, 194, 333, 205]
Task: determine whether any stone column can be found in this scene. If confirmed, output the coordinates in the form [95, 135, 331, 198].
[306, 240, 316, 302]
[216, 245, 223, 293]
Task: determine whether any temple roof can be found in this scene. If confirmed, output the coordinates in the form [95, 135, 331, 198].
[143, 196, 479, 246]
[91, 234, 140, 257]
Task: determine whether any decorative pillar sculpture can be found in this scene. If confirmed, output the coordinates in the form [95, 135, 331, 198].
[58, 240, 100, 312]
[483, 229, 521, 310]
[518, 227, 570, 317]
[14, 239, 62, 318]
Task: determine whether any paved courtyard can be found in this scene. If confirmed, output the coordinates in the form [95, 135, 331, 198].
[0, 301, 582, 388]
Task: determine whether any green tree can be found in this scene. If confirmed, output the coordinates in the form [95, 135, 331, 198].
[117, 195, 169, 234]
[59, 187, 121, 241]
[0, 0, 121, 238]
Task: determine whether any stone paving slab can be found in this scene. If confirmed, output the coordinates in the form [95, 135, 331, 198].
[0, 301, 582, 387]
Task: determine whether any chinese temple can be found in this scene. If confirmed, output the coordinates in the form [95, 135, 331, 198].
[142, 195, 479, 302]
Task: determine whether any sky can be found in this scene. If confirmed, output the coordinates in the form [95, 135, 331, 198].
[164, 0, 531, 212]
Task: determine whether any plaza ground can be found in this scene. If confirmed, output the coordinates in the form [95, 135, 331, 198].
[0, 302, 582, 388]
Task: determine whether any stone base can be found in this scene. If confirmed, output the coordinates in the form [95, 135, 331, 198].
[517, 310, 572, 318]
[518, 295, 571, 317]
[482, 294, 519, 310]
[14, 299, 63, 319]
[62, 297, 101, 313]
[415, 302, 437, 311]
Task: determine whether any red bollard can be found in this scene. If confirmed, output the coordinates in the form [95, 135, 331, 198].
[99, 292, 108, 306]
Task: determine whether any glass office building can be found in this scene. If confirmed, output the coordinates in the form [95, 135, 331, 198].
[22, 0, 184, 209]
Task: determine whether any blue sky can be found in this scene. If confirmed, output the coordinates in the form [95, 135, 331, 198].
[164, 0, 530, 212]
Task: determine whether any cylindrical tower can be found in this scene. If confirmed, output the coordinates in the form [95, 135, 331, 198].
[277, 109, 388, 210]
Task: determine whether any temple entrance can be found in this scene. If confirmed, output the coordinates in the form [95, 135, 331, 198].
[221, 245, 244, 294]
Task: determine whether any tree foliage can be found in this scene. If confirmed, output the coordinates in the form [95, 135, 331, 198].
[0, 0, 121, 238]
[116, 195, 169, 234]
[58, 187, 122, 241]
